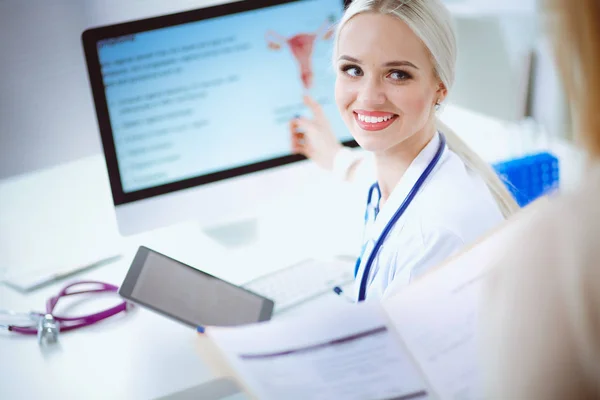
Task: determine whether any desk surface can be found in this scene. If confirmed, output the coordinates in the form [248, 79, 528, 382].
[0, 253, 350, 400]
[1, 259, 212, 400]
[0, 146, 361, 400]
[0, 105, 586, 399]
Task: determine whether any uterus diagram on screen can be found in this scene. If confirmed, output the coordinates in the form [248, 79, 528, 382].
[265, 16, 335, 90]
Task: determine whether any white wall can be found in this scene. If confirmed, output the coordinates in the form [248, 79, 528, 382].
[449, 12, 538, 123]
[0, 1, 94, 179]
[446, 0, 571, 140]
[529, 35, 571, 140]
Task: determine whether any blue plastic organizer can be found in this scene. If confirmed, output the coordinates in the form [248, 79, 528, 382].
[493, 152, 560, 207]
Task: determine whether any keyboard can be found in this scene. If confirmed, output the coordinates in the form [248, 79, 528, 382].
[243, 255, 356, 313]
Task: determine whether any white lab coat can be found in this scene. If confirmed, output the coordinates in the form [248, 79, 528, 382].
[353, 132, 505, 301]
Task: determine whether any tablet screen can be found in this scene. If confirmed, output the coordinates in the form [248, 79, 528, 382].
[119, 247, 274, 327]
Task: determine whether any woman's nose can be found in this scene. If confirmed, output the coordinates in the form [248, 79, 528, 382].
[357, 78, 386, 106]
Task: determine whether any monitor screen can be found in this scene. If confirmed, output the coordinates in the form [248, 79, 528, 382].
[83, 0, 353, 205]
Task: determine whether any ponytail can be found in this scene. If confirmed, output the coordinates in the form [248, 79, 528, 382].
[436, 117, 520, 218]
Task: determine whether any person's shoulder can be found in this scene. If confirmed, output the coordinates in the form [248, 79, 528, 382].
[523, 168, 600, 256]
[416, 150, 504, 242]
[480, 168, 600, 400]
[423, 148, 501, 210]
[490, 165, 600, 282]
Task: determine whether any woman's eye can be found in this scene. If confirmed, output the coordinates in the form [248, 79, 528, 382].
[341, 65, 363, 77]
[388, 70, 412, 81]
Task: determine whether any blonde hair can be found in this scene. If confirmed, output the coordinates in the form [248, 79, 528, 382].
[334, 0, 519, 217]
[545, 0, 600, 159]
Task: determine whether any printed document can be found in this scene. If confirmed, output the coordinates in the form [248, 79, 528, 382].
[208, 302, 432, 400]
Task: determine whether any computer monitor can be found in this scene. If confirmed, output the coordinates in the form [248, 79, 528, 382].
[81, 0, 354, 245]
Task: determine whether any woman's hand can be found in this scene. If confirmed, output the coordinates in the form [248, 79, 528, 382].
[290, 95, 343, 171]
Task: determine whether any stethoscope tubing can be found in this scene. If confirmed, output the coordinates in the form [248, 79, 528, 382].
[357, 133, 447, 302]
[2, 281, 129, 335]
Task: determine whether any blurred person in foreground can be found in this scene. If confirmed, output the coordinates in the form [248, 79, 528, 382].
[479, 0, 600, 398]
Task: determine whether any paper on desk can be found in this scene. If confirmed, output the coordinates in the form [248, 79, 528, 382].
[382, 215, 523, 400]
[207, 301, 432, 400]
[2, 253, 122, 292]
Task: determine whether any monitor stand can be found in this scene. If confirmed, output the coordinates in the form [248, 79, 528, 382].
[199, 193, 303, 252]
[198, 200, 328, 282]
[133, 215, 289, 286]
[133, 179, 359, 284]
[202, 217, 261, 249]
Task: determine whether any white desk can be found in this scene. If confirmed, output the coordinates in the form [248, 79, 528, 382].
[0, 254, 350, 400]
[0, 105, 585, 399]
[0, 149, 362, 399]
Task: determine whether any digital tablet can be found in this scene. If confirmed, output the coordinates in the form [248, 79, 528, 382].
[119, 246, 274, 327]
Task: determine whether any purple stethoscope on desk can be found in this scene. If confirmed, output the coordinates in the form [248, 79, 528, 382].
[1, 281, 132, 344]
[335, 133, 446, 302]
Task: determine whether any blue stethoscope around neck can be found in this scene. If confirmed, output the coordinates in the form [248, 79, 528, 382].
[354, 132, 447, 302]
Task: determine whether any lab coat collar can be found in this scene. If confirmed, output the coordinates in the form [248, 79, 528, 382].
[367, 131, 446, 242]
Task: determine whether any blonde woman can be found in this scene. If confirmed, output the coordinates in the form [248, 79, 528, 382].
[291, 0, 518, 301]
[480, 0, 600, 398]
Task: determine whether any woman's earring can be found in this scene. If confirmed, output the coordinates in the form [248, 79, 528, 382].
[434, 101, 442, 111]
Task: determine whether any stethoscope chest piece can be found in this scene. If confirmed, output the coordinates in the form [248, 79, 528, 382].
[37, 314, 60, 345]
